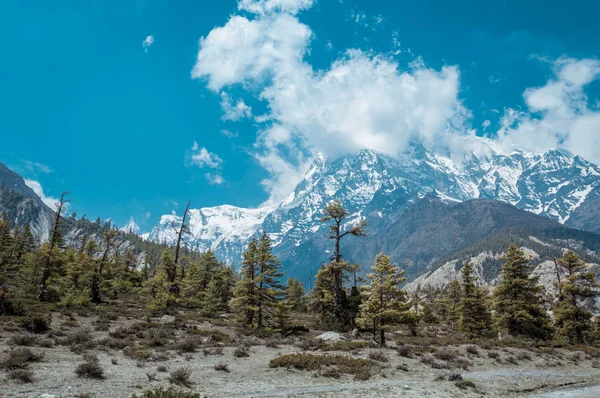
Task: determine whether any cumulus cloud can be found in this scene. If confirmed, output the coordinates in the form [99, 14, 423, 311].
[142, 35, 155, 52]
[221, 129, 239, 138]
[238, 0, 314, 15]
[192, 1, 600, 203]
[24, 179, 62, 211]
[188, 142, 226, 185]
[189, 142, 223, 168]
[192, 1, 471, 203]
[220, 92, 252, 121]
[496, 57, 600, 163]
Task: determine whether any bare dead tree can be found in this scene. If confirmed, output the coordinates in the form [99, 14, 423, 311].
[173, 200, 191, 280]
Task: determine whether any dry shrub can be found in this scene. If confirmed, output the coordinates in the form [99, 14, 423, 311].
[214, 363, 229, 372]
[367, 350, 389, 362]
[168, 367, 192, 388]
[434, 349, 458, 362]
[466, 346, 479, 356]
[396, 345, 413, 358]
[233, 346, 250, 358]
[455, 380, 476, 390]
[487, 351, 499, 359]
[1, 347, 45, 369]
[132, 387, 200, 398]
[75, 359, 105, 379]
[8, 369, 34, 383]
[396, 363, 409, 372]
[157, 365, 169, 372]
[269, 353, 376, 380]
[9, 334, 38, 346]
[175, 337, 200, 353]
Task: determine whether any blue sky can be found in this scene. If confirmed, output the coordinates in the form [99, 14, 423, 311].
[1, 0, 599, 232]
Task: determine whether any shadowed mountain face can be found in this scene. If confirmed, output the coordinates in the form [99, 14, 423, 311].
[344, 197, 600, 281]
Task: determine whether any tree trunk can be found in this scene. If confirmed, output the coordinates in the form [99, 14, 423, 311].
[175, 201, 190, 280]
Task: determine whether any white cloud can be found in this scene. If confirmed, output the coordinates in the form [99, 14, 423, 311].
[205, 173, 226, 185]
[496, 57, 600, 163]
[188, 143, 227, 185]
[220, 92, 252, 121]
[23, 160, 52, 174]
[24, 179, 62, 211]
[221, 129, 239, 138]
[193, 1, 600, 203]
[192, 3, 471, 203]
[142, 35, 155, 53]
[482, 119, 491, 131]
[120, 216, 140, 233]
[191, 14, 312, 92]
[488, 76, 500, 84]
[238, 0, 314, 15]
[189, 143, 223, 168]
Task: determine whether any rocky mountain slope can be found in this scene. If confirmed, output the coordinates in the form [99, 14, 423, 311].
[0, 162, 171, 268]
[147, 144, 600, 281]
[0, 163, 54, 242]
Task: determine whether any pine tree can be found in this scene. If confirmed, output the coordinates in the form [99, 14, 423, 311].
[493, 245, 554, 340]
[13, 224, 35, 263]
[554, 251, 600, 344]
[39, 192, 68, 301]
[0, 213, 15, 269]
[182, 262, 203, 308]
[320, 200, 367, 326]
[310, 265, 335, 327]
[447, 279, 461, 328]
[286, 277, 306, 312]
[458, 262, 492, 337]
[229, 239, 260, 326]
[356, 253, 408, 346]
[199, 249, 221, 291]
[255, 232, 284, 328]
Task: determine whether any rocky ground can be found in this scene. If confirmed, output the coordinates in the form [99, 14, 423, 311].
[1, 311, 599, 398]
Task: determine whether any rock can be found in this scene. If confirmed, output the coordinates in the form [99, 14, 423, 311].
[350, 329, 360, 339]
[314, 331, 345, 341]
[151, 315, 175, 323]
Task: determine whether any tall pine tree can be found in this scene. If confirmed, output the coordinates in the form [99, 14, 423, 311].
[554, 251, 600, 344]
[493, 245, 554, 340]
[357, 253, 407, 346]
[458, 262, 492, 337]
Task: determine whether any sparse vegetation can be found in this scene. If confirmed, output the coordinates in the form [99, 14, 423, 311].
[75, 359, 105, 379]
[214, 363, 230, 372]
[8, 369, 35, 383]
[132, 388, 201, 398]
[168, 367, 192, 388]
[270, 353, 376, 380]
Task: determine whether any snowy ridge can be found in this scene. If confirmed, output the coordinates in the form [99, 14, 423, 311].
[147, 143, 600, 267]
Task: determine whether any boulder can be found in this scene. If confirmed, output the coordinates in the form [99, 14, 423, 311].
[314, 331, 345, 341]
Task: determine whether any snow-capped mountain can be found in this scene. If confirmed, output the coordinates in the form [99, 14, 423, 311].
[147, 144, 600, 277]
